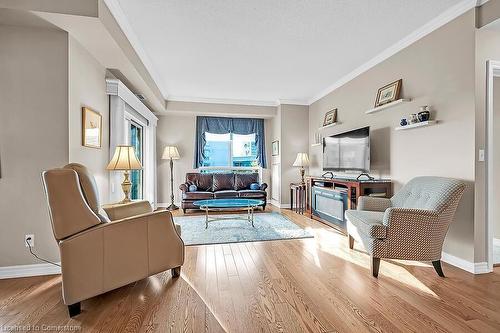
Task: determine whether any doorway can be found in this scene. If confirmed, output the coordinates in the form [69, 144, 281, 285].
[129, 120, 144, 200]
[486, 60, 500, 269]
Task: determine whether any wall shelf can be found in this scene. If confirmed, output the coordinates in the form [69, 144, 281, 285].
[318, 122, 338, 131]
[395, 120, 437, 131]
[311, 143, 322, 147]
[365, 98, 411, 114]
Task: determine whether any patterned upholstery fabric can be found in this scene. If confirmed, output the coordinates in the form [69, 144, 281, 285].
[357, 196, 392, 212]
[346, 176, 466, 261]
[390, 176, 463, 211]
[344, 210, 387, 238]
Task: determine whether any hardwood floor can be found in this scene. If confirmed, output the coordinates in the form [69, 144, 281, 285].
[1, 207, 500, 332]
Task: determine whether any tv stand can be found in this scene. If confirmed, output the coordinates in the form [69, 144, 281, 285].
[305, 176, 392, 233]
[356, 173, 374, 180]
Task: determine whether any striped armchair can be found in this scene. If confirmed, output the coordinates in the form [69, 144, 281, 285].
[345, 177, 466, 278]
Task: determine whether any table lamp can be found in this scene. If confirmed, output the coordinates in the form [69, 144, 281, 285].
[293, 152, 310, 183]
[107, 145, 142, 203]
[162, 146, 181, 210]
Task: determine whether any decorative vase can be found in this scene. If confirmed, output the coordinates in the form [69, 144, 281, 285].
[418, 106, 431, 122]
[418, 111, 430, 122]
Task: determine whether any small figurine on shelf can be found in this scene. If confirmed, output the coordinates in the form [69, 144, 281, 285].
[400, 118, 408, 126]
[409, 113, 419, 124]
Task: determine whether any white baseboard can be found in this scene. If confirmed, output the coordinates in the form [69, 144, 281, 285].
[270, 200, 291, 209]
[0, 263, 61, 279]
[441, 252, 490, 274]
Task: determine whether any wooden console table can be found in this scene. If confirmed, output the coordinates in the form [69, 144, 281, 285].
[306, 176, 392, 231]
[290, 183, 306, 214]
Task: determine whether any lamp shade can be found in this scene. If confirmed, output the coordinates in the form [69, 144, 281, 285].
[162, 146, 180, 160]
[293, 153, 310, 167]
[106, 145, 142, 170]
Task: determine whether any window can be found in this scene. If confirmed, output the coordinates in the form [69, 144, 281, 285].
[129, 121, 143, 200]
[202, 132, 258, 168]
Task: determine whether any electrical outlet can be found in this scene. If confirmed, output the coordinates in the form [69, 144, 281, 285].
[25, 234, 34, 248]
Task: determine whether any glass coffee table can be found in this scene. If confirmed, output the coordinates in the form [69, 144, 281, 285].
[193, 198, 264, 228]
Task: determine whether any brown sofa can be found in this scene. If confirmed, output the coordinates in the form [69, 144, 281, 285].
[179, 173, 267, 212]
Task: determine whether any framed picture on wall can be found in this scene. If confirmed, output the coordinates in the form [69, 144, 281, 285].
[272, 140, 279, 156]
[82, 107, 102, 148]
[323, 109, 337, 126]
[375, 79, 402, 107]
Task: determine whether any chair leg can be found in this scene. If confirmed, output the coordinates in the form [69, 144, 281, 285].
[432, 260, 445, 277]
[371, 256, 380, 278]
[171, 266, 181, 278]
[67, 302, 81, 317]
[182, 208, 186, 213]
[348, 234, 354, 250]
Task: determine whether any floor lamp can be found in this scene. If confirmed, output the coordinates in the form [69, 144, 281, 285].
[162, 146, 180, 210]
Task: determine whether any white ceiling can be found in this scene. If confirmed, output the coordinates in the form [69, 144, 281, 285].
[113, 0, 467, 105]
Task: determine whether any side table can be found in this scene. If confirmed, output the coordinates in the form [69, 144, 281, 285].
[290, 183, 306, 214]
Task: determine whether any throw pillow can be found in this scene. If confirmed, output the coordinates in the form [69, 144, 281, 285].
[189, 184, 198, 192]
[250, 183, 260, 190]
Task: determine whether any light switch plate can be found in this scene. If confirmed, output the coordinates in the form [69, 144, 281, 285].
[479, 149, 485, 162]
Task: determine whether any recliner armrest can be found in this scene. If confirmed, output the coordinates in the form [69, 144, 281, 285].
[260, 183, 268, 191]
[102, 200, 153, 221]
[357, 196, 391, 212]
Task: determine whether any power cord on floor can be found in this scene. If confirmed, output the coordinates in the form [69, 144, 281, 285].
[26, 237, 61, 267]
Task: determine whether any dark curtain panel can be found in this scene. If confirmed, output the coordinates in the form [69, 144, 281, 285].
[194, 116, 267, 168]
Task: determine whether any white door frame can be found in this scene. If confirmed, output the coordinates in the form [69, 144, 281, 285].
[486, 60, 500, 271]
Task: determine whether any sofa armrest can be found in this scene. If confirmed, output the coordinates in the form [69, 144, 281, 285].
[357, 196, 391, 212]
[383, 207, 439, 227]
[59, 210, 184, 305]
[260, 183, 268, 191]
[102, 200, 152, 221]
[179, 183, 189, 193]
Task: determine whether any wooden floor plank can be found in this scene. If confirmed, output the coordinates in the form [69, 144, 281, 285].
[0, 206, 499, 332]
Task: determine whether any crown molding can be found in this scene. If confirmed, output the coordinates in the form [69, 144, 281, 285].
[167, 95, 279, 107]
[307, 0, 478, 104]
[277, 99, 310, 106]
[104, 0, 168, 99]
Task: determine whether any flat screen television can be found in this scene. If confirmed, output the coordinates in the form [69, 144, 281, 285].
[323, 126, 370, 172]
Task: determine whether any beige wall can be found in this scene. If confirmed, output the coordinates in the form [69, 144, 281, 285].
[0, 23, 69, 266]
[156, 113, 272, 205]
[309, 11, 476, 262]
[69, 36, 110, 204]
[270, 105, 282, 202]
[279, 105, 309, 204]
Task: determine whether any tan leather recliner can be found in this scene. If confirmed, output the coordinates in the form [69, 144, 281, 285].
[42, 163, 184, 317]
